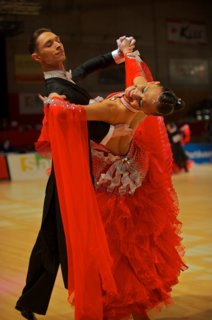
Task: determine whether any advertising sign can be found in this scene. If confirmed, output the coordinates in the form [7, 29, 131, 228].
[167, 20, 207, 45]
[169, 59, 209, 85]
[184, 143, 212, 164]
[7, 153, 51, 181]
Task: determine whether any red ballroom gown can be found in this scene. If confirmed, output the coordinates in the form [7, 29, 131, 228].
[90, 53, 187, 319]
[36, 52, 187, 320]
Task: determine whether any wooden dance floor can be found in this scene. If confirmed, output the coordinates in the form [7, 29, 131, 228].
[0, 164, 211, 320]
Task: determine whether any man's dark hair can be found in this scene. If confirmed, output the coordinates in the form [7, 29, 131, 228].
[28, 28, 51, 54]
[156, 88, 185, 116]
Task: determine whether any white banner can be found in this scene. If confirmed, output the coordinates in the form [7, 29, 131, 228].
[7, 153, 51, 181]
[19, 93, 43, 114]
[169, 59, 209, 85]
[167, 20, 207, 44]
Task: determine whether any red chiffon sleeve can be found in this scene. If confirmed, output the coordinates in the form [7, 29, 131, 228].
[106, 53, 154, 100]
[125, 52, 174, 182]
[125, 52, 154, 87]
[36, 99, 116, 320]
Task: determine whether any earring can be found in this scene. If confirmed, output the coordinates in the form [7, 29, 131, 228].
[139, 99, 143, 108]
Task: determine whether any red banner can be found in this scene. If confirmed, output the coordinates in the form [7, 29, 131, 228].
[0, 155, 10, 180]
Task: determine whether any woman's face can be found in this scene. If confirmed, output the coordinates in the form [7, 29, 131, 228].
[124, 83, 162, 114]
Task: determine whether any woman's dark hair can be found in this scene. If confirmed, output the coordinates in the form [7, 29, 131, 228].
[28, 28, 52, 54]
[155, 87, 185, 116]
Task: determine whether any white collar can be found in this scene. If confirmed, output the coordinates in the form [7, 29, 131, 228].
[43, 70, 75, 83]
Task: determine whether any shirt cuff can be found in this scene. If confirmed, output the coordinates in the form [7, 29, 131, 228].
[111, 49, 125, 64]
[100, 125, 115, 145]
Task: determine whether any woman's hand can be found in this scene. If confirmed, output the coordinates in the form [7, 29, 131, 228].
[38, 92, 66, 104]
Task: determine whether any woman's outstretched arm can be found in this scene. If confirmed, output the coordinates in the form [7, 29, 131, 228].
[44, 93, 120, 123]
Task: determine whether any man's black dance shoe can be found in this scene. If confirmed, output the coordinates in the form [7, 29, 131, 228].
[15, 305, 38, 320]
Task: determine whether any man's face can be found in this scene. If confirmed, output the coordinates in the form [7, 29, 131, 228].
[32, 31, 66, 70]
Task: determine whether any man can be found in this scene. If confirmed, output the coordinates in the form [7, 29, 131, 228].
[167, 122, 190, 172]
[15, 28, 135, 320]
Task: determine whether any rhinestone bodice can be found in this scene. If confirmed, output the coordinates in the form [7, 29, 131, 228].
[91, 139, 149, 196]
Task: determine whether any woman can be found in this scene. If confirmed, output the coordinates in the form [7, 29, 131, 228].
[167, 122, 192, 173]
[37, 43, 187, 320]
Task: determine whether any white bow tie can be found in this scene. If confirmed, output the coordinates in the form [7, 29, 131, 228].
[44, 70, 75, 83]
[66, 70, 73, 81]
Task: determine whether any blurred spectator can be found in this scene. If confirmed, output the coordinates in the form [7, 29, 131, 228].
[192, 95, 212, 121]
[0, 117, 9, 130]
[10, 120, 19, 129]
[0, 139, 16, 152]
[167, 122, 192, 173]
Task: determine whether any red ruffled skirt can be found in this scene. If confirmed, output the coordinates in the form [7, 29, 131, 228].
[96, 181, 186, 319]
[93, 117, 187, 319]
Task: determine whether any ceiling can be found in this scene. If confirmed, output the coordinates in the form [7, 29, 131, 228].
[0, 0, 211, 16]
[0, 0, 211, 36]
